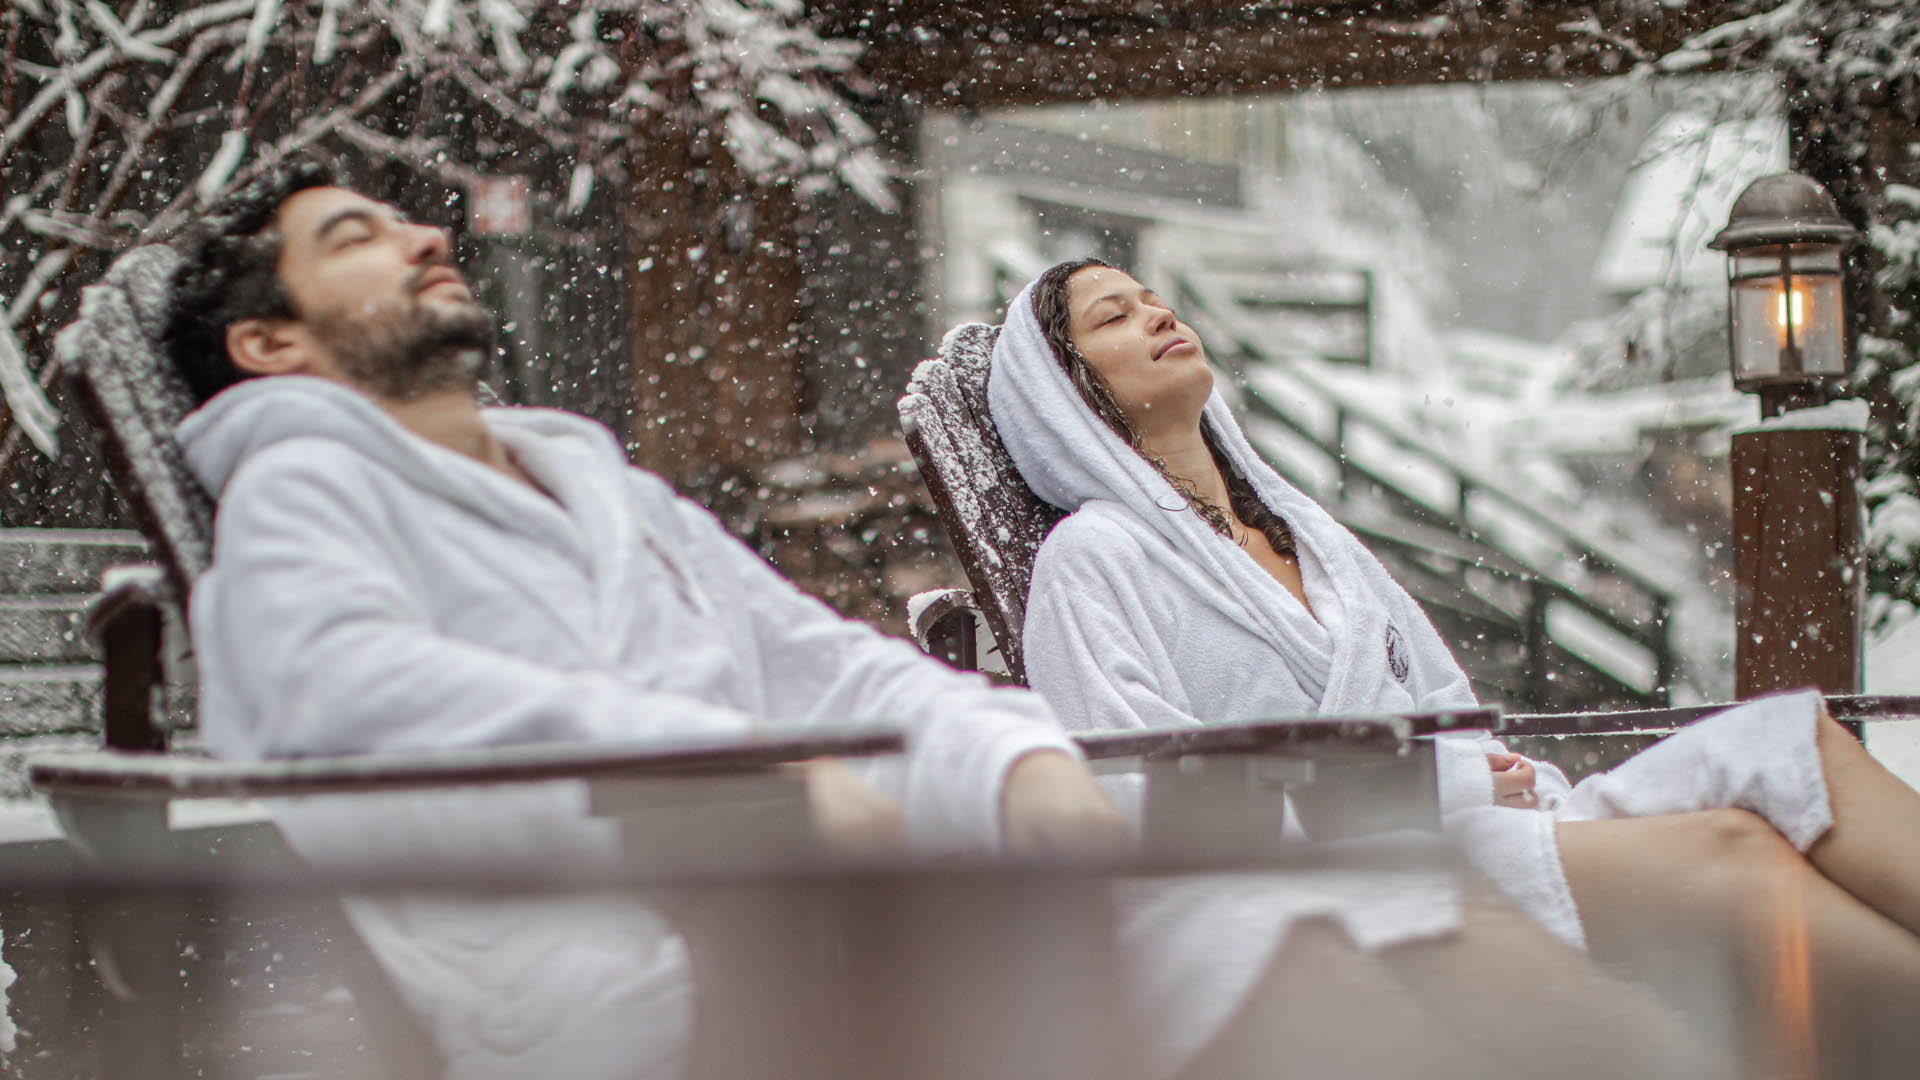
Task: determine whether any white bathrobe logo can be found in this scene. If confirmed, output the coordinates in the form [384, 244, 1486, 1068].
[1385, 624, 1410, 683]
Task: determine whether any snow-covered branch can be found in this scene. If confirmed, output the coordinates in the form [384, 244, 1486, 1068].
[0, 0, 891, 465]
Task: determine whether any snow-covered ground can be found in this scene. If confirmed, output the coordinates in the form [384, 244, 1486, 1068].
[1866, 622, 1920, 789]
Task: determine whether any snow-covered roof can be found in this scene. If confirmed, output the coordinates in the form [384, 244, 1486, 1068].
[1592, 110, 1787, 297]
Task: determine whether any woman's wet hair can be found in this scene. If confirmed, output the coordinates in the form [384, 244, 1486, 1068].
[1027, 259, 1295, 557]
[1032, 257, 1134, 446]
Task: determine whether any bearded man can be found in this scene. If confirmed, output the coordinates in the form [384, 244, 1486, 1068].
[161, 159, 1125, 1079]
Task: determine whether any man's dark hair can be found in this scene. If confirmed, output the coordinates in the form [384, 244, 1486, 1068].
[163, 158, 340, 405]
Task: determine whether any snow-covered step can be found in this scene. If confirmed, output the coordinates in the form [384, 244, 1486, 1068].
[0, 732, 98, 800]
[0, 528, 148, 594]
[0, 665, 101, 736]
[0, 597, 94, 663]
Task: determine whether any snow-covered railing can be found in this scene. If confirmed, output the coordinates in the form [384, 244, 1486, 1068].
[1167, 268, 1681, 705]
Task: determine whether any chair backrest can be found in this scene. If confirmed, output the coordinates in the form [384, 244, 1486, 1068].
[897, 323, 1062, 684]
[53, 244, 212, 603]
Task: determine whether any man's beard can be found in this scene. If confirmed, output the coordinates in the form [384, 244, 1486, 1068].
[309, 291, 495, 402]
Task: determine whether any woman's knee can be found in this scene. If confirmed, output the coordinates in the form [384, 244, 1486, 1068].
[1689, 807, 1792, 853]
[1683, 809, 1811, 917]
[1683, 808, 1804, 874]
[1270, 917, 1365, 979]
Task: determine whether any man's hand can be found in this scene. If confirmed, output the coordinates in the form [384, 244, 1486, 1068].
[1488, 751, 1538, 807]
[805, 759, 909, 856]
[1000, 750, 1132, 858]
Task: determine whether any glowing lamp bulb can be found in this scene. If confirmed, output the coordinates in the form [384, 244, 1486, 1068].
[1775, 287, 1806, 335]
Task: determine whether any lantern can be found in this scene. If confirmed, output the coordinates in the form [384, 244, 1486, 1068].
[1708, 173, 1859, 407]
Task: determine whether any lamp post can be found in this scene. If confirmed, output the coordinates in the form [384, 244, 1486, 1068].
[1708, 173, 1865, 699]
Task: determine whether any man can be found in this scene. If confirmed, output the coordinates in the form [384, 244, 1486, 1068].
[164, 159, 1127, 1078]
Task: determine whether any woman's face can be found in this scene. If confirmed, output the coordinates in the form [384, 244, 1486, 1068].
[1065, 266, 1213, 439]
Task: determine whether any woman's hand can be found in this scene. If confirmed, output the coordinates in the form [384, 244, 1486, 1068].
[1488, 751, 1538, 808]
[1000, 750, 1133, 858]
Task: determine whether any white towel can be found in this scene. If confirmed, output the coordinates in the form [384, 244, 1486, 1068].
[1115, 866, 1458, 1079]
[1493, 687, 1835, 947]
[1557, 688, 1833, 850]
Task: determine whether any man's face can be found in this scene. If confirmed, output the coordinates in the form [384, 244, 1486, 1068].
[266, 186, 493, 400]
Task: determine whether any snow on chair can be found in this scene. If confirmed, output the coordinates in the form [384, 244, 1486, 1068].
[897, 322, 1920, 783]
[898, 322, 1059, 685]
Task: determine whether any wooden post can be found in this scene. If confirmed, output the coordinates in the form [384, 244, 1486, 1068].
[625, 128, 805, 481]
[1731, 427, 1864, 698]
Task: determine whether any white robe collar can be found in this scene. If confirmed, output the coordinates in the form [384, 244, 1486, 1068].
[986, 278, 1441, 714]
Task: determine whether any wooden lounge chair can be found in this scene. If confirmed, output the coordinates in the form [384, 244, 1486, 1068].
[896, 322, 1920, 778]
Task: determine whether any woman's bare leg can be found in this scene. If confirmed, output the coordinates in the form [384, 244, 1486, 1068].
[1560, 809, 1920, 1080]
[1176, 919, 1500, 1080]
[1379, 876, 1735, 1080]
[1806, 710, 1920, 937]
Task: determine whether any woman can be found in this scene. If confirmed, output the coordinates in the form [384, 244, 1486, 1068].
[988, 258, 1920, 1078]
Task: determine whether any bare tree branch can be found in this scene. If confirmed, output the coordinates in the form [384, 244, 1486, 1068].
[0, 1, 896, 482]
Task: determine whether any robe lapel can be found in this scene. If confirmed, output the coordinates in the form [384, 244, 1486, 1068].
[491, 422, 641, 664]
[1173, 518, 1338, 707]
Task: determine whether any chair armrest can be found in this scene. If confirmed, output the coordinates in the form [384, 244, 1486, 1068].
[1072, 707, 1502, 764]
[908, 587, 982, 671]
[1504, 694, 1920, 738]
[84, 565, 169, 649]
[1391, 707, 1504, 737]
[1075, 719, 1409, 763]
[29, 728, 905, 801]
[85, 564, 172, 752]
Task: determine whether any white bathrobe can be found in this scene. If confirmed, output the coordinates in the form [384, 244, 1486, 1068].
[180, 376, 1081, 1080]
[987, 277, 1834, 952]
